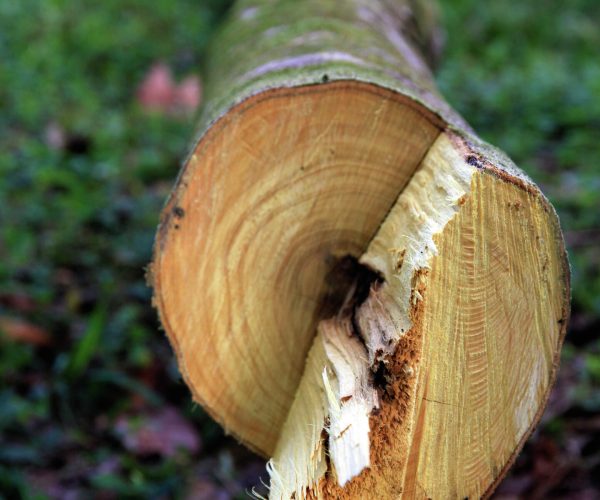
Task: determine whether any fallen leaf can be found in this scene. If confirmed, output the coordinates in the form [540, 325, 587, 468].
[137, 63, 176, 113]
[174, 75, 202, 114]
[0, 292, 36, 312]
[495, 474, 533, 497]
[27, 470, 80, 500]
[0, 316, 52, 346]
[137, 62, 202, 116]
[114, 406, 200, 457]
[92, 455, 121, 477]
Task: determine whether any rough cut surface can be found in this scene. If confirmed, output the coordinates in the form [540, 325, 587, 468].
[299, 133, 569, 499]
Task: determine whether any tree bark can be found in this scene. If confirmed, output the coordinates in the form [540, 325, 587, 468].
[150, 0, 570, 498]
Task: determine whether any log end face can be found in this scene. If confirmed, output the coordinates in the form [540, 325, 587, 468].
[150, 80, 569, 494]
[151, 82, 441, 455]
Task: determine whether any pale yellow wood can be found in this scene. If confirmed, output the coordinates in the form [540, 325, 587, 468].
[266, 326, 329, 499]
[268, 318, 377, 499]
[265, 132, 568, 499]
[409, 168, 566, 499]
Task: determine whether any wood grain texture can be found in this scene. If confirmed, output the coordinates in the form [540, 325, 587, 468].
[410, 168, 567, 498]
[153, 82, 440, 455]
[305, 133, 569, 500]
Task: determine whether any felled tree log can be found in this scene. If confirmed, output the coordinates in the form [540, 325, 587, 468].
[150, 0, 570, 498]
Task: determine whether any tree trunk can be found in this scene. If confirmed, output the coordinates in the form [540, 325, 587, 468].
[150, 0, 570, 498]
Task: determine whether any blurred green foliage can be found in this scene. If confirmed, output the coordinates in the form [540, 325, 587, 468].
[0, 0, 238, 498]
[0, 0, 598, 497]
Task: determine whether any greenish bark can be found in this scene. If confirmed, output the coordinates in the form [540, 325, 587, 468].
[199, 0, 448, 127]
[181, 0, 536, 189]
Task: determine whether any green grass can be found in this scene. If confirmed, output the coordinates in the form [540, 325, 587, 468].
[0, 1, 242, 498]
[1, 0, 598, 497]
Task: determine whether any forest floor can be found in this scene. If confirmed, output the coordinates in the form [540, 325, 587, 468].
[1, 0, 599, 498]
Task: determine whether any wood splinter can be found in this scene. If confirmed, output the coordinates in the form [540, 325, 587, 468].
[150, 0, 570, 498]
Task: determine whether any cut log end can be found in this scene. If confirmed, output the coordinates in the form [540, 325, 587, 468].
[151, 81, 569, 498]
[153, 82, 443, 454]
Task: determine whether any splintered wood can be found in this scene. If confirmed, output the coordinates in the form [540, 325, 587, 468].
[266, 134, 567, 499]
[268, 319, 377, 498]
